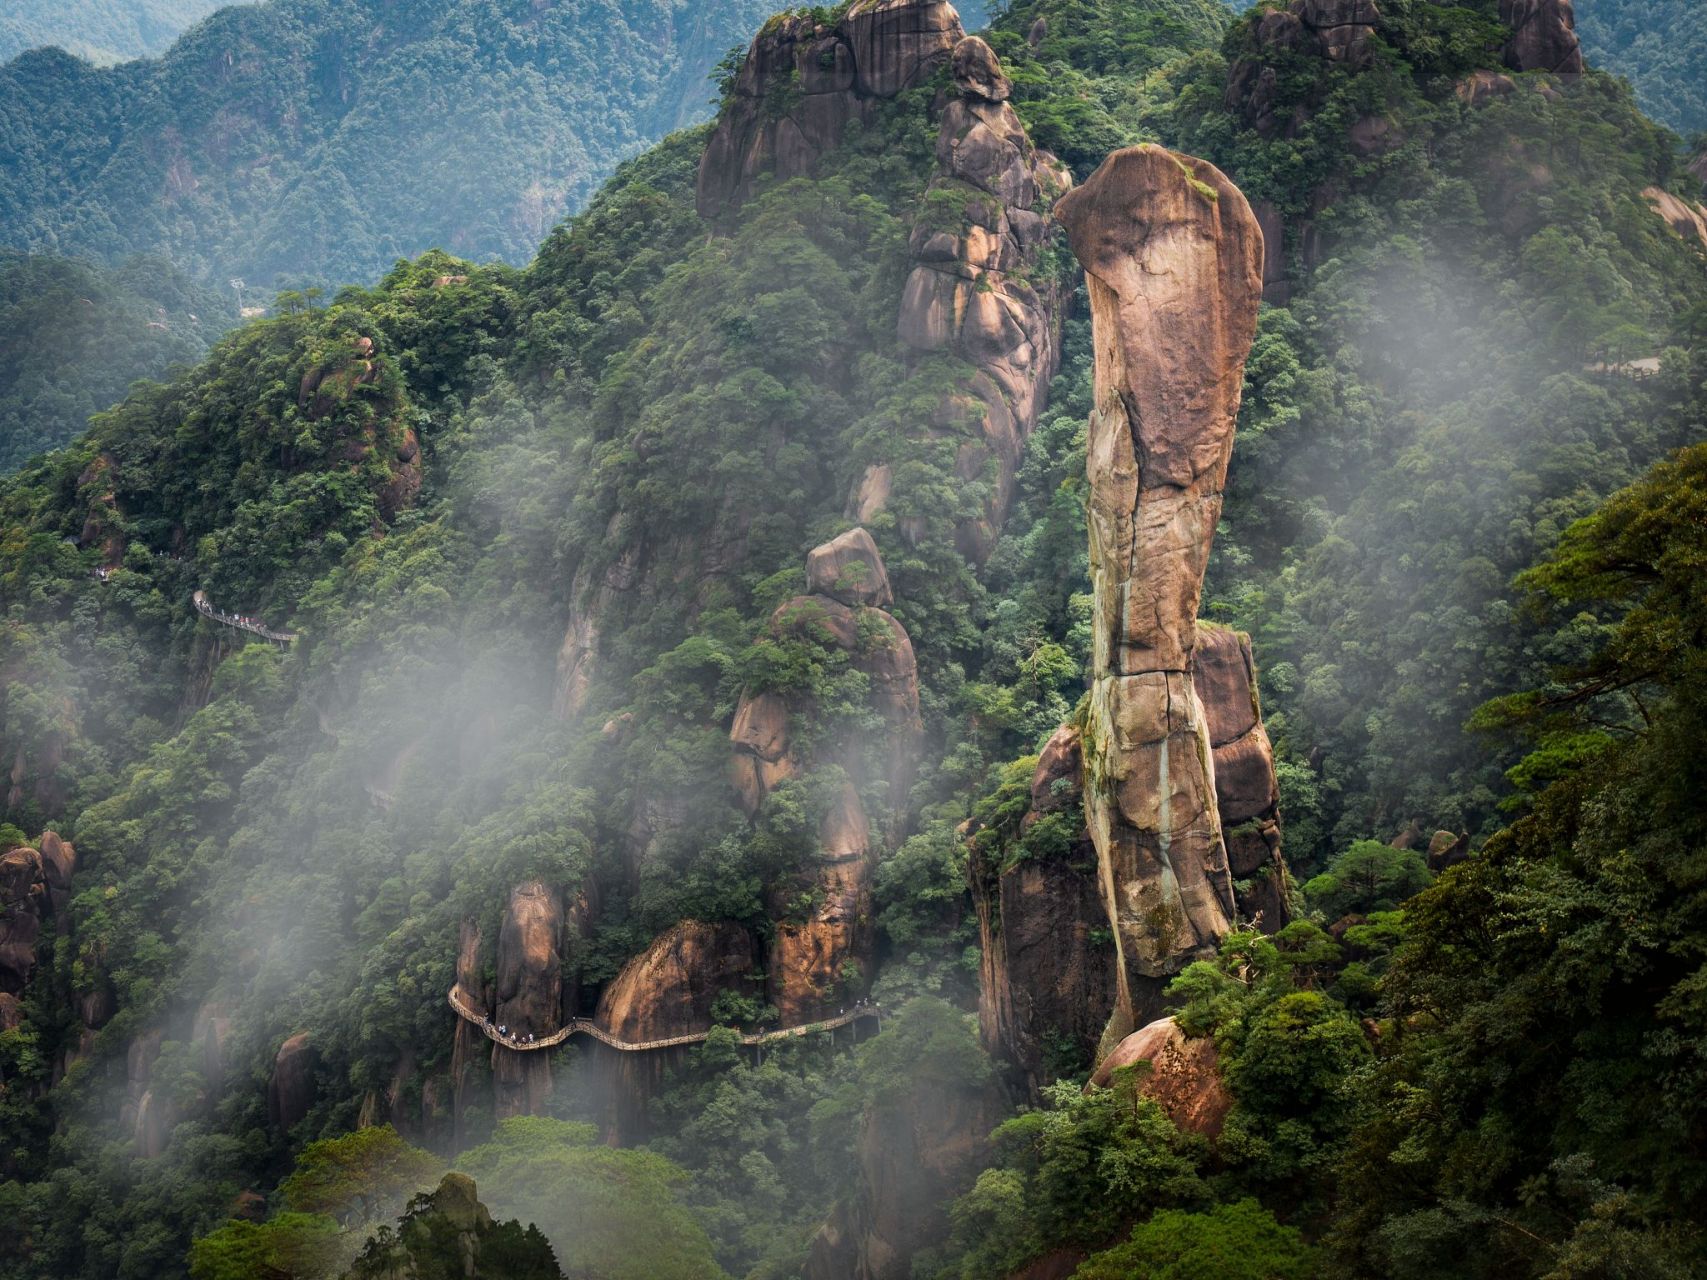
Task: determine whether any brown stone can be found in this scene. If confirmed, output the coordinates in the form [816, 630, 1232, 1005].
[493, 880, 563, 1119]
[1089, 1016, 1233, 1139]
[268, 1032, 317, 1131]
[595, 921, 759, 1044]
[1029, 725, 1082, 816]
[1056, 146, 1264, 1041]
[1644, 187, 1707, 253]
[952, 35, 1011, 102]
[806, 527, 893, 607]
[1457, 69, 1517, 106]
[1500, 0, 1583, 74]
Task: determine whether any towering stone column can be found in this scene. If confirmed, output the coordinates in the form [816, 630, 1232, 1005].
[1054, 146, 1264, 1045]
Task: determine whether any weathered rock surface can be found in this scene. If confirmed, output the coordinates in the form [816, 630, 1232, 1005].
[1227, 0, 1382, 134]
[1500, 0, 1583, 75]
[1194, 625, 1290, 931]
[1644, 186, 1707, 253]
[1055, 146, 1263, 1047]
[1427, 829, 1471, 873]
[491, 880, 564, 1119]
[0, 834, 75, 1002]
[888, 35, 1071, 561]
[807, 526, 894, 607]
[1457, 69, 1517, 107]
[268, 1031, 317, 1131]
[697, 0, 963, 217]
[1089, 1016, 1233, 1139]
[730, 533, 919, 1021]
[596, 920, 760, 1044]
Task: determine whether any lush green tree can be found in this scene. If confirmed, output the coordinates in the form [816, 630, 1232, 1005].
[1072, 1200, 1321, 1280]
[280, 1126, 444, 1226]
[1302, 839, 1433, 918]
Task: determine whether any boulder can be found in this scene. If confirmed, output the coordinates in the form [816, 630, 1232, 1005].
[595, 921, 759, 1044]
[806, 527, 893, 607]
[1028, 724, 1082, 817]
[1500, 0, 1583, 74]
[952, 35, 1011, 102]
[1056, 145, 1264, 1036]
[268, 1032, 317, 1131]
[1456, 69, 1516, 106]
[1089, 1016, 1233, 1139]
[844, 0, 961, 97]
[1427, 829, 1471, 873]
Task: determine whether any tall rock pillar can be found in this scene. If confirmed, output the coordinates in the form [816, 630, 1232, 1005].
[1054, 146, 1264, 1046]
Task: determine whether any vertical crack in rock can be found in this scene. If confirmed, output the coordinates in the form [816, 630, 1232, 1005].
[1054, 146, 1264, 1049]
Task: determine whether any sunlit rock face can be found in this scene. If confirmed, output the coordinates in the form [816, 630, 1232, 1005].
[1499, 0, 1583, 75]
[1089, 1015, 1234, 1139]
[1056, 145, 1264, 1047]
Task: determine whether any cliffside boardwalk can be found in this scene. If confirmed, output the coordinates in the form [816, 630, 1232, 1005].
[447, 986, 877, 1053]
[192, 590, 297, 644]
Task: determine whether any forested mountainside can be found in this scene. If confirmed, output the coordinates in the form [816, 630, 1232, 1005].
[0, 252, 234, 472]
[1574, 0, 1707, 137]
[0, 1, 1705, 1278]
[0, 0, 781, 289]
[0, 0, 231, 66]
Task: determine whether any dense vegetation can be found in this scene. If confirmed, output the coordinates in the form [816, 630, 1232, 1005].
[0, 0, 227, 65]
[0, 0, 780, 289]
[0, 0, 1703, 1277]
[0, 251, 233, 471]
[1575, 0, 1707, 137]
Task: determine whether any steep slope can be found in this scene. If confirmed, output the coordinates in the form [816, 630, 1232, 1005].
[0, 0, 780, 288]
[0, 0, 230, 65]
[1575, 0, 1707, 136]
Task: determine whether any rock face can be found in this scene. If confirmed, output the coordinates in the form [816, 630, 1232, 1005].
[697, 0, 963, 217]
[1500, 0, 1583, 75]
[1194, 626, 1290, 931]
[1055, 146, 1264, 1047]
[890, 35, 1071, 561]
[0, 834, 75, 1003]
[1089, 1016, 1233, 1139]
[1643, 187, 1707, 254]
[491, 880, 563, 1119]
[1227, 0, 1382, 135]
[729, 531, 921, 1022]
[268, 1031, 317, 1132]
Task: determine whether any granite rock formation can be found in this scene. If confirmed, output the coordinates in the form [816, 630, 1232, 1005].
[1089, 1016, 1234, 1139]
[491, 880, 564, 1118]
[268, 1031, 317, 1132]
[1195, 626, 1290, 931]
[1227, 0, 1382, 136]
[1055, 145, 1264, 1047]
[1500, 0, 1583, 75]
[729, 530, 921, 1022]
[1644, 186, 1707, 254]
[889, 34, 1072, 561]
[697, 0, 963, 217]
[0, 833, 75, 1001]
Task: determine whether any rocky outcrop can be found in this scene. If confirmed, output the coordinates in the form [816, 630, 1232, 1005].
[1088, 1016, 1233, 1140]
[1227, 0, 1382, 135]
[972, 726, 1117, 1092]
[1500, 0, 1583, 75]
[1427, 829, 1471, 873]
[1643, 187, 1707, 254]
[338, 1173, 560, 1280]
[888, 35, 1071, 561]
[1194, 626, 1290, 931]
[491, 881, 563, 1119]
[1456, 69, 1516, 107]
[730, 531, 920, 1022]
[595, 920, 760, 1043]
[1055, 146, 1264, 1048]
[268, 1031, 318, 1132]
[0, 834, 75, 1002]
[697, 0, 963, 217]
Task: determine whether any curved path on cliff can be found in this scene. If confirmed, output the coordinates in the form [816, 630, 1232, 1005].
[448, 986, 878, 1053]
[192, 590, 298, 643]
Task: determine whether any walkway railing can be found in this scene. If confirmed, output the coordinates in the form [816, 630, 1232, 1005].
[447, 986, 878, 1053]
[192, 590, 297, 644]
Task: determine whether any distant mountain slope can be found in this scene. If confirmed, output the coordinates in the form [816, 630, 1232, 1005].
[0, 0, 778, 289]
[0, 0, 232, 65]
[0, 252, 233, 471]
[1575, 0, 1707, 137]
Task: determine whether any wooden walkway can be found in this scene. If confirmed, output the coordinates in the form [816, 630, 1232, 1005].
[447, 986, 877, 1053]
[192, 590, 297, 644]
